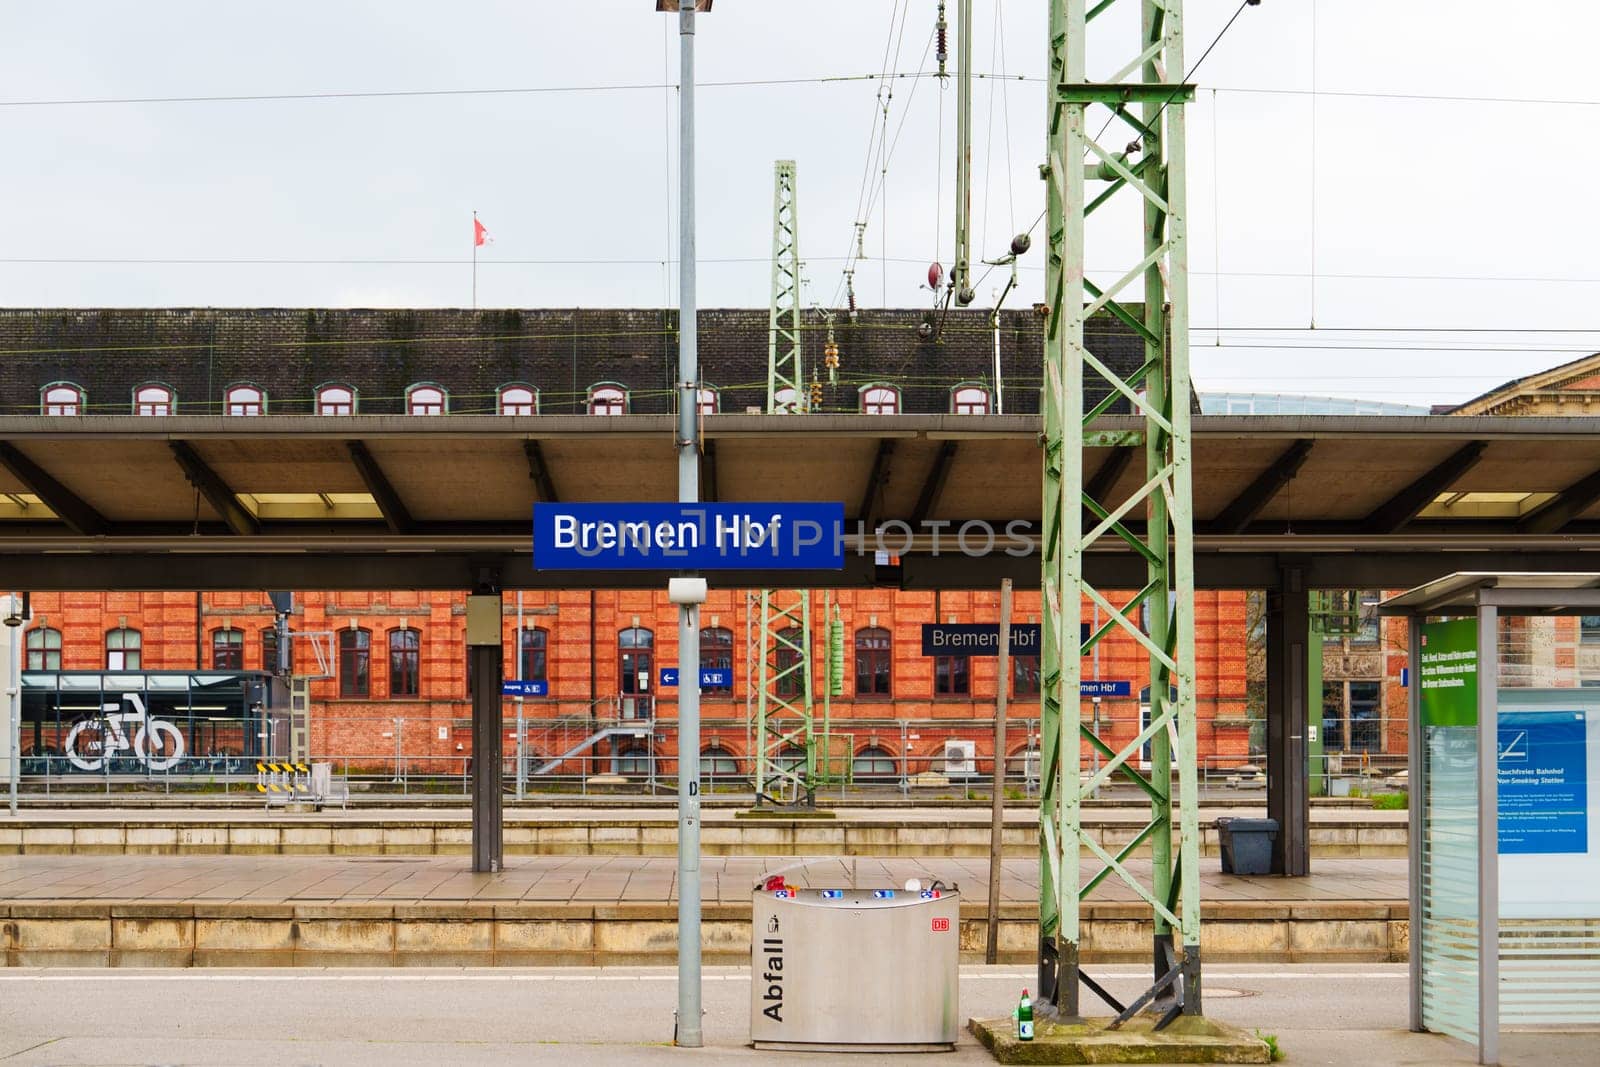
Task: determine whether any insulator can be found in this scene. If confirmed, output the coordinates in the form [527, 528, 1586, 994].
[936, 4, 948, 75]
[1010, 233, 1032, 257]
[809, 379, 823, 407]
[917, 321, 934, 341]
[927, 262, 944, 290]
[823, 340, 840, 369]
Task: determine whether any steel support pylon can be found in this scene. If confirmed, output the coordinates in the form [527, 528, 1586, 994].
[754, 159, 816, 807]
[1039, 0, 1201, 1023]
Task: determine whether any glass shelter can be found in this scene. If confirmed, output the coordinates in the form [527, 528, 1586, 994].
[19, 670, 280, 777]
[1383, 574, 1600, 1066]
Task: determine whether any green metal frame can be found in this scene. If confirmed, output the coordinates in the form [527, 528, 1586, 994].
[754, 159, 817, 806]
[1039, 0, 1201, 1020]
[766, 161, 804, 415]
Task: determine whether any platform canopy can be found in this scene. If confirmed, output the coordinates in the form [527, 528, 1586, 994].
[2, 413, 1600, 590]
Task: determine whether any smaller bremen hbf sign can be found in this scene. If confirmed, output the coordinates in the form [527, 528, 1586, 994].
[920, 623, 1091, 657]
[922, 623, 1040, 657]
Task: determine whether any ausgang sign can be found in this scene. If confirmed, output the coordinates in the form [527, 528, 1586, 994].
[533, 503, 845, 571]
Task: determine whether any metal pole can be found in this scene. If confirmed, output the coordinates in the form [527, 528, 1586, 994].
[673, 0, 703, 1048]
[1475, 601, 1499, 1066]
[986, 578, 1013, 963]
[516, 591, 525, 801]
[1406, 613, 1423, 1033]
[8, 595, 21, 816]
[952, 0, 973, 304]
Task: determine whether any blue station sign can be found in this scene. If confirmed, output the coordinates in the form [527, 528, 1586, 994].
[501, 679, 548, 697]
[533, 502, 844, 571]
[660, 668, 732, 688]
[1080, 680, 1133, 697]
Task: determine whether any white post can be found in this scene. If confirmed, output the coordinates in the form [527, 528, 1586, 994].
[5, 595, 19, 816]
[673, 0, 704, 1049]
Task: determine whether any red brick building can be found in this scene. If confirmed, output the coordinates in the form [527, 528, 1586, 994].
[22, 586, 1252, 778]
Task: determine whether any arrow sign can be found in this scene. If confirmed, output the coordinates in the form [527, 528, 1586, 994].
[660, 668, 731, 688]
[501, 680, 548, 697]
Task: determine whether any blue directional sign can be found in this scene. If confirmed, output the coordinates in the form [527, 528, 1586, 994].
[1081, 680, 1133, 697]
[533, 502, 844, 571]
[660, 668, 732, 688]
[501, 680, 548, 697]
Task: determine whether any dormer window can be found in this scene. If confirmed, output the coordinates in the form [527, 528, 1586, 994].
[135, 384, 174, 416]
[952, 384, 990, 414]
[499, 385, 538, 415]
[226, 384, 265, 416]
[407, 384, 447, 415]
[317, 385, 356, 416]
[42, 383, 83, 416]
[860, 385, 900, 415]
[589, 384, 627, 415]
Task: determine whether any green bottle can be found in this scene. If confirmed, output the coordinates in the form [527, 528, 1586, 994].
[1017, 989, 1034, 1041]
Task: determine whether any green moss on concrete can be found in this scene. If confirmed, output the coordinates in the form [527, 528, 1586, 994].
[969, 1015, 1271, 1064]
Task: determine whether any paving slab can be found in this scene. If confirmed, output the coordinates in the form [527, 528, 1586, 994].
[0, 852, 1405, 906]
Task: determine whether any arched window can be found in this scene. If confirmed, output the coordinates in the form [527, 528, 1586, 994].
[42, 383, 83, 416]
[519, 627, 548, 683]
[855, 627, 891, 696]
[696, 387, 718, 415]
[388, 628, 420, 697]
[589, 384, 627, 415]
[859, 385, 900, 415]
[619, 627, 653, 718]
[499, 384, 538, 416]
[616, 744, 651, 776]
[935, 649, 970, 695]
[134, 384, 174, 416]
[853, 745, 897, 780]
[699, 626, 733, 694]
[226, 384, 265, 416]
[317, 384, 356, 416]
[211, 628, 243, 670]
[106, 627, 141, 670]
[951, 384, 991, 415]
[774, 626, 804, 698]
[772, 387, 799, 414]
[1012, 654, 1041, 697]
[406, 384, 447, 416]
[339, 627, 371, 697]
[701, 745, 740, 778]
[26, 626, 61, 670]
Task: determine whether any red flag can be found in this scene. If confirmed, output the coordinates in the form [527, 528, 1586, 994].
[474, 217, 490, 247]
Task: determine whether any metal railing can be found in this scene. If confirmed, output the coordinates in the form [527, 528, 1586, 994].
[12, 704, 1414, 803]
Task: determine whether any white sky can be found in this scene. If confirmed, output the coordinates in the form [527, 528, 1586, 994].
[0, 1, 1595, 407]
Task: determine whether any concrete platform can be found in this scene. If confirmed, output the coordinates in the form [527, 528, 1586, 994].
[970, 1015, 1272, 1064]
[0, 853, 1409, 967]
[0, 805, 1409, 858]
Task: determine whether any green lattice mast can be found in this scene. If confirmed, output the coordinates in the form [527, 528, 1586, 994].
[754, 160, 816, 805]
[1039, 0, 1202, 1022]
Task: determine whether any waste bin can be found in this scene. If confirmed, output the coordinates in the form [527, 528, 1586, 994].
[1216, 817, 1278, 875]
[750, 880, 959, 1051]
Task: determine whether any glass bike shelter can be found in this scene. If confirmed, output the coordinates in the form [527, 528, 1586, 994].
[19, 670, 280, 775]
[1382, 574, 1600, 1065]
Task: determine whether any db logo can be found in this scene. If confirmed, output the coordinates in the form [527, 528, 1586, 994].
[930, 917, 951, 932]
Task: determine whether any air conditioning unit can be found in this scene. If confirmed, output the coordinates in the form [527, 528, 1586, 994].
[942, 740, 976, 777]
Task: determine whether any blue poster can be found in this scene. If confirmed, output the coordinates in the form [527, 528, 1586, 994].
[1497, 711, 1588, 855]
